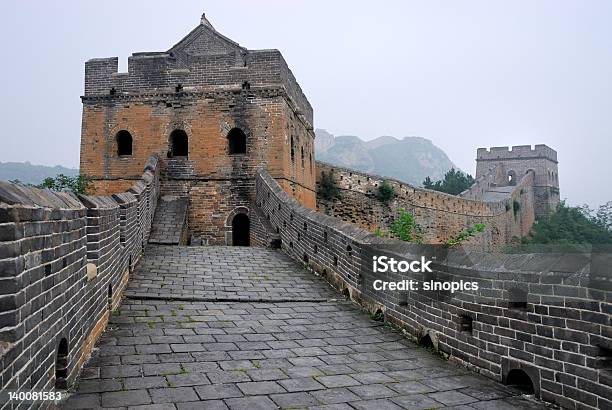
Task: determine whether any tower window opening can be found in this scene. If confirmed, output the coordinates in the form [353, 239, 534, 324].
[116, 130, 133, 156]
[228, 128, 247, 155]
[169, 130, 188, 157]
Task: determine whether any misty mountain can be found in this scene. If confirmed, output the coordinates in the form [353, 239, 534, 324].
[315, 129, 457, 186]
[0, 161, 78, 185]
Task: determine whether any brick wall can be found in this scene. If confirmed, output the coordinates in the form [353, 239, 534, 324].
[255, 169, 612, 410]
[316, 162, 535, 250]
[0, 155, 160, 407]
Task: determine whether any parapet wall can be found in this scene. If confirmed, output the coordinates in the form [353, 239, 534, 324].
[477, 145, 558, 163]
[84, 49, 313, 125]
[256, 169, 612, 410]
[316, 162, 535, 250]
[0, 156, 160, 404]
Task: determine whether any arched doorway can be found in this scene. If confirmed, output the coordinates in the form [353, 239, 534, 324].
[169, 130, 188, 158]
[506, 369, 535, 394]
[55, 338, 69, 389]
[232, 214, 250, 246]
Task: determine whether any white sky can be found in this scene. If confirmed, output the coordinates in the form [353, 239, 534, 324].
[1, 0, 611, 207]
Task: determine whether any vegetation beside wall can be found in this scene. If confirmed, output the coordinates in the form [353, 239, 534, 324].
[523, 201, 612, 244]
[423, 168, 475, 195]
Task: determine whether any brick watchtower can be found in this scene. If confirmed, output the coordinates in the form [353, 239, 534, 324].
[476, 145, 560, 218]
[80, 13, 315, 245]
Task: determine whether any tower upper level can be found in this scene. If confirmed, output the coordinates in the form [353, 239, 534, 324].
[476, 144, 557, 163]
[83, 13, 313, 125]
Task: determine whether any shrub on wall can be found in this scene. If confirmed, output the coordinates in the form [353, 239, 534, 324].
[39, 174, 95, 195]
[389, 208, 423, 243]
[377, 181, 395, 202]
[445, 223, 486, 247]
[319, 171, 340, 200]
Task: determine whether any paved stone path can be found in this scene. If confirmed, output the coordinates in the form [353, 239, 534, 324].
[64, 246, 549, 409]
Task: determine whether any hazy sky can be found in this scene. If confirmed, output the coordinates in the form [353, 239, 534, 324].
[2, 1, 611, 207]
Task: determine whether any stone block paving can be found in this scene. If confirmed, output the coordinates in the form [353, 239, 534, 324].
[149, 196, 189, 245]
[64, 246, 549, 409]
[125, 246, 338, 302]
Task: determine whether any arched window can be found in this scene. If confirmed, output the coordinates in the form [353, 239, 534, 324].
[169, 130, 188, 157]
[290, 137, 295, 162]
[228, 128, 247, 155]
[507, 170, 517, 186]
[116, 130, 132, 156]
[55, 338, 69, 389]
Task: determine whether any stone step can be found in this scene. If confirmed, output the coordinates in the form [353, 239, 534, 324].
[148, 195, 189, 245]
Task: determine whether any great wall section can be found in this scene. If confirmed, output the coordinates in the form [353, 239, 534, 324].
[1, 12, 611, 410]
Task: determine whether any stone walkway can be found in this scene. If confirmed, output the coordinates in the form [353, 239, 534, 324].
[63, 246, 549, 409]
[148, 197, 189, 245]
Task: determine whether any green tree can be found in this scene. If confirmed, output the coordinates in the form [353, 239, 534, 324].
[37, 174, 94, 195]
[524, 201, 612, 245]
[389, 208, 423, 243]
[319, 171, 340, 200]
[422, 168, 475, 195]
[377, 181, 395, 202]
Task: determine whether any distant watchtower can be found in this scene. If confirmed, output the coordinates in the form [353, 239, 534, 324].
[476, 145, 560, 218]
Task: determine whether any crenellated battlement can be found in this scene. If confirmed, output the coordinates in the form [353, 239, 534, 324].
[477, 144, 557, 163]
[83, 28, 312, 123]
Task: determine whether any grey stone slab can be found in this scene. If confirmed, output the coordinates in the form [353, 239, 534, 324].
[194, 384, 244, 400]
[350, 398, 404, 410]
[236, 380, 286, 395]
[101, 365, 142, 378]
[149, 387, 199, 404]
[205, 370, 251, 384]
[428, 390, 479, 406]
[350, 371, 395, 384]
[311, 388, 361, 404]
[316, 375, 360, 388]
[62, 393, 101, 409]
[270, 391, 320, 408]
[166, 373, 210, 387]
[390, 394, 443, 410]
[246, 368, 288, 381]
[102, 390, 151, 407]
[278, 377, 325, 392]
[348, 384, 397, 400]
[224, 395, 278, 410]
[177, 401, 228, 410]
[77, 379, 122, 393]
[388, 381, 435, 395]
[128, 404, 176, 410]
[124, 376, 168, 390]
